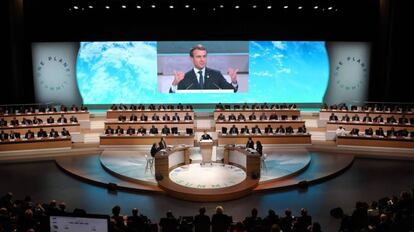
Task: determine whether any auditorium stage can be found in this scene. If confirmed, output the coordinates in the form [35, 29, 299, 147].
[56, 146, 354, 201]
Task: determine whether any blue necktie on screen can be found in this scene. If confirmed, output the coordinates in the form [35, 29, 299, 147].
[198, 70, 204, 89]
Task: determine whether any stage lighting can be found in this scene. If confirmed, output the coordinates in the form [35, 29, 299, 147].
[267, 5, 272, 9]
[284, 5, 288, 9]
[73, 6, 78, 9]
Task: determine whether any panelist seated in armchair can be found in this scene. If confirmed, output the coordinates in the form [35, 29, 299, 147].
[229, 125, 239, 135]
[161, 125, 171, 135]
[137, 126, 147, 135]
[375, 127, 385, 137]
[105, 126, 114, 135]
[264, 125, 273, 134]
[251, 125, 261, 134]
[349, 128, 359, 136]
[275, 125, 285, 134]
[364, 128, 374, 136]
[149, 125, 159, 134]
[241, 126, 250, 134]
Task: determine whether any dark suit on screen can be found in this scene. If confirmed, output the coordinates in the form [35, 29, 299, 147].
[172, 68, 237, 92]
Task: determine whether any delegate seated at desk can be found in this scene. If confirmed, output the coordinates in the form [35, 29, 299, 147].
[169, 44, 238, 92]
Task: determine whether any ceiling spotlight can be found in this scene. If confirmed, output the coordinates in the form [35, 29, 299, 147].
[328, 6, 333, 10]
[267, 5, 272, 9]
[235, 5, 239, 9]
[136, 5, 141, 9]
[252, 5, 257, 8]
[314, 6, 318, 9]
[298, 6, 303, 9]
[169, 5, 174, 9]
[284, 5, 288, 9]
[213, 8, 216, 11]
[220, 5, 224, 8]
[88, 5, 93, 9]
[73, 6, 78, 9]
[122, 5, 126, 8]
[192, 7, 196, 11]
[105, 5, 110, 9]
[151, 5, 156, 8]
[185, 5, 189, 8]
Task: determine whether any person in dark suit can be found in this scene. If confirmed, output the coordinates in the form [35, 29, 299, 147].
[286, 126, 294, 134]
[194, 207, 210, 232]
[57, 114, 67, 123]
[151, 143, 159, 157]
[169, 45, 238, 92]
[200, 130, 213, 140]
[229, 125, 239, 134]
[350, 128, 359, 136]
[265, 125, 273, 134]
[110, 104, 117, 110]
[252, 125, 261, 134]
[25, 130, 35, 139]
[375, 127, 385, 136]
[105, 126, 114, 135]
[159, 210, 179, 232]
[217, 113, 225, 121]
[118, 114, 127, 122]
[365, 128, 374, 136]
[373, 115, 384, 123]
[386, 127, 396, 137]
[0, 130, 8, 141]
[162, 114, 170, 121]
[387, 115, 397, 123]
[352, 114, 360, 121]
[161, 125, 171, 135]
[246, 137, 254, 149]
[228, 114, 236, 121]
[115, 126, 124, 134]
[241, 125, 250, 134]
[259, 112, 267, 121]
[152, 113, 160, 121]
[172, 113, 180, 121]
[211, 206, 231, 232]
[49, 129, 59, 138]
[21, 117, 32, 125]
[341, 114, 350, 122]
[159, 137, 167, 150]
[126, 126, 135, 135]
[399, 115, 409, 124]
[329, 113, 338, 121]
[140, 114, 148, 121]
[149, 126, 158, 134]
[37, 128, 47, 138]
[61, 128, 71, 137]
[276, 125, 285, 134]
[10, 117, 19, 126]
[70, 116, 78, 123]
[0, 118, 7, 127]
[237, 113, 246, 121]
[138, 126, 146, 135]
[9, 131, 20, 139]
[243, 208, 262, 232]
[269, 113, 278, 120]
[32, 116, 43, 125]
[363, 114, 372, 122]
[130, 114, 138, 122]
[249, 113, 257, 121]
[184, 112, 192, 121]
[130, 104, 137, 110]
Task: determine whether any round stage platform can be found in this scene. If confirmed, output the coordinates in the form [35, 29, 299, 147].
[55, 147, 354, 202]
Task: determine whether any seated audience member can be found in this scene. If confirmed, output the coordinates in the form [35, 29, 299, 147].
[217, 113, 225, 121]
[276, 125, 285, 134]
[161, 125, 171, 135]
[152, 114, 160, 121]
[252, 125, 261, 134]
[351, 105, 358, 111]
[386, 127, 396, 137]
[363, 114, 372, 123]
[271, 104, 280, 110]
[296, 208, 312, 232]
[47, 105, 57, 112]
[349, 128, 359, 136]
[289, 103, 297, 109]
[186, 128, 194, 135]
[384, 105, 392, 112]
[158, 104, 166, 111]
[233, 104, 240, 110]
[224, 105, 231, 110]
[137, 104, 145, 110]
[180, 112, 190, 121]
[126, 126, 135, 135]
[262, 210, 280, 232]
[398, 115, 409, 124]
[269, 113, 278, 120]
[228, 113, 236, 121]
[411, 118, 414, 124]
[130, 114, 138, 122]
[329, 104, 338, 110]
[336, 126, 346, 136]
[242, 103, 249, 110]
[21, 117, 32, 125]
[172, 113, 180, 121]
[194, 207, 211, 232]
[243, 208, 262, 232]
[25, 106, 35, 113]
[320, 103, 328, 110]
[159, 137, 167, 150]
[211, 206, 231, 232]
[280, 209, 295, 232]
[130, 104, 137, 110]
[261, 103, 269, 109]
[25, 130, 35, 139]
[373, 115, 384, 123]
[140, 114, 148, 121]
[351, 114, 360, 121]
[246, 137, 254, 149]
[280, 103, 288, 109]
[281, 115, 288, 120]
[259, 112, 268, 121]
[329, 113, 338, 121]
[110, 104, 118, 110]
[365, 128, 374, 136]
[80, 104, 88, 111]
[340, 104, 348, 111]
[251, 103, 260, 110]
[297, 125, 307, 134]
[105, 126, 114, 135]
[237, 113, 246, 121]
[399, 129, 409, 137]
[241, 126, 250, 134]
[37, 128, 47, 138]
[0, 130, 8, 141]
[57, 115, 68, 123]
[285, 126, 294, 134]
[186, 105, 193, 110]
[32, 116, 43, 124]
[148, 104, 156, 110]
[115, 126, 124, 135]
[151, 143, 159, 157]
[216, 103, 224, 110]
[118, 103, 127, 110]
[171, 127, 178, 135]
[341, 114, 350, 122]
[61, 128, 71, 137]
[229, 125, 239, 135]
[162, 114, 170, 121]
[60, 104, 68, 112]
[249, 113, 257, 121]
[70, 104, 78, 111]
[9, 131, 21, 139]
[10, 117, 19, 126]
[265, 125, 273, 134]
[0, 118, 7, 126]
[292, 115, 299, 120]
[375, 127, 385, 137]
[49, 129, 59, 138]
[137, 126, 146, 135]
[149, 125, 158, 134]
[177, 103, 184, 110]
[159, 210, 179, 232]
[374, 104, 383, 111]
[118, 114, 127, 122]
[386, 115, 397, 124]
[111, 205, 127, 232]
[221, 126, 227, 134]
[70, 116, 78, 123]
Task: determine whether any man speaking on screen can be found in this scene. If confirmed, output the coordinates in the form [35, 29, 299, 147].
[170, 44, 239, 93]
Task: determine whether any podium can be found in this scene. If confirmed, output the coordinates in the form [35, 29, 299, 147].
[199, 140, 214, 164]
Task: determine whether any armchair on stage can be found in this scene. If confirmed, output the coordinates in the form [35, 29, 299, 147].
[200, 139, 214, 165]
